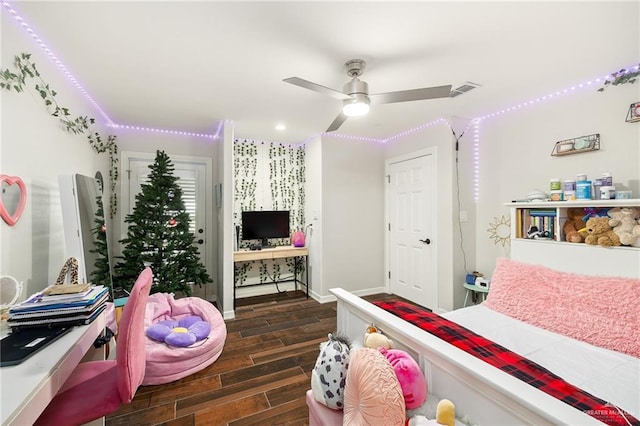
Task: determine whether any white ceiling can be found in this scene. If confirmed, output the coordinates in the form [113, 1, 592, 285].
[5, 1, 639, 144]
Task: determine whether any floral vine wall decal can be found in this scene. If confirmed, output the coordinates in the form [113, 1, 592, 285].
[0, 53, 119, 218]
[233, 139, 306, 286]
[597, 63, 640, 91]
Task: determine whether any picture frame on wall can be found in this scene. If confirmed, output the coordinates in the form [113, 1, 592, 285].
[626, 101, 640, 123]
[551, 133, 600, 156]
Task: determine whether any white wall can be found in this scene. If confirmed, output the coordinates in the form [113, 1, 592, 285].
[475, 85, 640, 277]
[220, 121, 234, 318]
[318, 135, 385, 298]
[304, 135, 323, 300]
[1, 15, 109, 299]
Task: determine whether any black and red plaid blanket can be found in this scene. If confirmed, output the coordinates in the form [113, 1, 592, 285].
[373, 300, 639, 426]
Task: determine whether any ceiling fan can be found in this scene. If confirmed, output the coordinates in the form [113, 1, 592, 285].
[284, 59, 452, 132]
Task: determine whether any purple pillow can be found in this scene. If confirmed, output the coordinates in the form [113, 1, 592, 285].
[146, 315, 210, 347]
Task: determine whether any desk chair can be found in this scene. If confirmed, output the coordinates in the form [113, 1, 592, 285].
[35, 268, 153, 426]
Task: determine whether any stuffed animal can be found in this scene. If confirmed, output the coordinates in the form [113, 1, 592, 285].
[607, 207, 640, 246]
[363, 325, 394, 350]
[311, 333, 351, 410]
[379, 348, 427, 409]
[634, 219, 640, 245]
[563, 207, 587, 243]
[584, 216, 621, 247]
[146, 315, 210, 347]
[407, 399, 456, 426]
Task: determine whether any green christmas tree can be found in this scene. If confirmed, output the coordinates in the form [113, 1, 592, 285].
[89, 195, 112, 289]
[115, 150, 211, 295]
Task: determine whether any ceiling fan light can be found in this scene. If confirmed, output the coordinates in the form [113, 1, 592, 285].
[342, 94, 370, 117]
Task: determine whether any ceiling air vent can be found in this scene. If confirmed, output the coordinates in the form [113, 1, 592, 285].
[450, 81, 481, 98]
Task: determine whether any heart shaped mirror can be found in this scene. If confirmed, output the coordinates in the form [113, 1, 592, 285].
[0, 175, 27, 226]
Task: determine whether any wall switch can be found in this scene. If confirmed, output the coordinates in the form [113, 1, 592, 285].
[459, 211, 468, 222]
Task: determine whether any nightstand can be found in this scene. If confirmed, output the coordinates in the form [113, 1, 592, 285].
[463, 282, 490, 307]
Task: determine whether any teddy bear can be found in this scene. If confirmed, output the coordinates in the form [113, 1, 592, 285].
[563, 207, 587, 243]
[634, 218, 640, 244]
[363, 324, 394, 350]
[584, 216, 621, 247]
[607, 207, 640, 246]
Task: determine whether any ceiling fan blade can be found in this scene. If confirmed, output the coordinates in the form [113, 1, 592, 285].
[369, 84, 452, 104]
[284, 77, 353, 101]
[326, 112, 348, 132]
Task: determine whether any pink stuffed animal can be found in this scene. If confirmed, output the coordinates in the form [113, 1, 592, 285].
[378, 347, 427, 409]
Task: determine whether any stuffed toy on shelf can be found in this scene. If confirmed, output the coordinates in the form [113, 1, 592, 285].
[563, 207, 587, 243]
[607, 207, 640, 246]
[584, 216, 621, 247]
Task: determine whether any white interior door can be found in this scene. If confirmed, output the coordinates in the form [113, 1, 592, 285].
[387, 150, 436, 309]
[122, 152, 212, 297]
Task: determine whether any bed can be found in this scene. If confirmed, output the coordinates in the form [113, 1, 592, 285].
[330, 258, 640, 425]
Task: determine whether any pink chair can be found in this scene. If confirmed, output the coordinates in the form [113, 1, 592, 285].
[35, 267, 153, 426]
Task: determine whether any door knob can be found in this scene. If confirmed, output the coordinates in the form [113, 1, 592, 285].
[198, 228, 204, 233]
[197, 239, 204, 244]
[419, 238, 431, 244]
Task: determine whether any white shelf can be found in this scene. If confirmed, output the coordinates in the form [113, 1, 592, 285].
[506, 199, 640, 208]
[507, 200, 640, 279]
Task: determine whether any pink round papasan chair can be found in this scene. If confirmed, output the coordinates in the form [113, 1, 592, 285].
[142, 292, 226, 385]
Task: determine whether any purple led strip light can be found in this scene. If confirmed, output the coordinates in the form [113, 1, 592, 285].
[475, 64, 639, 122]
[4, 0, 636, 147]
[320, 131, 385, 143]
[2, 0, 114, 126]
[2, 0, 221, 140]
[383, 117, 449, 144]
[472, 120, 480, 202]
[113, 123, 217, 139]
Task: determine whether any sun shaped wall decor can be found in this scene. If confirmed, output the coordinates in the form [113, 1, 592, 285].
[488, 215, 511, 247]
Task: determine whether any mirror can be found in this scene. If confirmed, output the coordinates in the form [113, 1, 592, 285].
[0, 175, 27, 226]
[59, 174, 114, 295]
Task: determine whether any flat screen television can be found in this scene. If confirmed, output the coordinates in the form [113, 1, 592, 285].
[241, 210, 290, 247]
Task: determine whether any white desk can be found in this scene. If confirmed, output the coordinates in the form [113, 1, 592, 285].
[0, 310, 106, 425]
[233, 246, 309, 304]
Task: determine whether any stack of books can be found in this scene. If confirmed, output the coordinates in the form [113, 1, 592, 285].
[7, 285, 109, 331]
[515, 208, 558, 239]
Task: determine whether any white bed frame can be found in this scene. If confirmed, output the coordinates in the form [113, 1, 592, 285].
[331, 288, 604, 425]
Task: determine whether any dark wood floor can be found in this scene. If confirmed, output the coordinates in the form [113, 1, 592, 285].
[106, 291, 342, 426]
